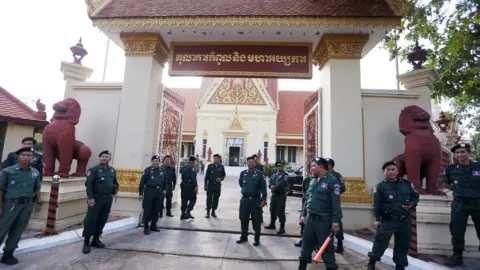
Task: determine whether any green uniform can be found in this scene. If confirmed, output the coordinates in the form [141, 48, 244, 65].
[83, 164, 117, 238]
[1, 152, 43, 183]
[255, 164, 265, 175]
[268, 171, 288, 223]
[299, 176, 313, 236]
[162, 165, 177, 213]
[180, 163, 198, 214]
[204, 163, 226, 211]
[328, 171, 346, 242]
[368, 178, 419, 267]
[300, 174, 341, 269]
[239, 169, 267, 239]
[139, 166, 167, 226]
[0, 164, 40, 254]
[442, 161, 480, 253]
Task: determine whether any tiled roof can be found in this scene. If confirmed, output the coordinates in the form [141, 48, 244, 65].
[182, 134, 195, 141]
[95, 0, 397, 18]
[277, 91, 313, 134]
[173, 88, 199, 131]
[266, 79, 278, 108]
[0, 86, 48, 128]
[277, 138, 303, 145]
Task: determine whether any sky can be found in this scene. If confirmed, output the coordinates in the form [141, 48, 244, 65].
[0, 1, 427, 117]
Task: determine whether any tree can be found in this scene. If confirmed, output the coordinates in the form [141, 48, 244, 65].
[472, 133, 480, 161]
[384, 0, 480, 130]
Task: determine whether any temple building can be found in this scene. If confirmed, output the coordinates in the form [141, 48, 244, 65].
[173, 78, 311, 166]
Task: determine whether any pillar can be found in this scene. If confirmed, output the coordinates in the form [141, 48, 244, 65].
[113, 33, 169, 170]
[60, 61, 93, 99]
[313, 34, 372, 205]
[397, 68, 439, 114]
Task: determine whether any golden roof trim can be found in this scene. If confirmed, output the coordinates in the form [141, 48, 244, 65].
[385, 0, 406, 16]
[313, 33, 370, 70]
[119, 32, 170, 65]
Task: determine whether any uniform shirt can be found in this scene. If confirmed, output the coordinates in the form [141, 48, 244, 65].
[328, 171, 346, 194]
[181, 163, 198, 188]
[139, 166, 167, 195]
[85, 164, 117, 199]
[1, 152, 43, 182]
[373, 178, 419, 222]
[239, 169, 267, 200]
[442, 161, 480, 199]
[301, 176, 313, 206]
[255, 164, 265, 174]
[302, 175, 342, 224]
[0, 164, 41, 199]
[268, 171, 288, 194]
[162, 165, 177, 187]
[204, 163, 226, 185]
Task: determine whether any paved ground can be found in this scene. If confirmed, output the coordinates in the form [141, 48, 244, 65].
[3, 174, 394, 270]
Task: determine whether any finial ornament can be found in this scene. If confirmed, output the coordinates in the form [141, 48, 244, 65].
[407, 41, 428, 70]
[70, 38, 88, 65]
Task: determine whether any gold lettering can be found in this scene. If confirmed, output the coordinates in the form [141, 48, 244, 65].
[247, 55, 255, 62]
[255, 55, 265, 63]
[239, 54, 246, 62]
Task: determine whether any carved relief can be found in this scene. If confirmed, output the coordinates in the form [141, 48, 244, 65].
[229, 116, 243, 130]
[341, 178, 373, 204]
[116, 168, 143, 193]
[120, 33, 170, 65]
[304, 107, 318, 175]
[208, 78, 266, 105]
[313, 34, 369, 70]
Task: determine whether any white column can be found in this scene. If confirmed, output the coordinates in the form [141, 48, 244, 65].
[315, 34, 369, 178]
[398, 68, 439, 114]
[60, 61, 93, 99]
[112, 33, 169, 169]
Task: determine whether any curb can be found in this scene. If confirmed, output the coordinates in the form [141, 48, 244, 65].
[343, 233, 452, 270]
[0, 217, 137, 255]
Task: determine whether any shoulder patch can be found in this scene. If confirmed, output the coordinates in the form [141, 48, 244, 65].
[192, 167, 196, 172]
[87, 171, 91, 176]
[334, 186, 340, 195]
[373, 187, 377, 193]
[339, 177, 344, 183]
[333, 184, 340, 188]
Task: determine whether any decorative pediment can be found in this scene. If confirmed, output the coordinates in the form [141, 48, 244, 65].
[202, 129, 208, 138]
[224, 110, 248, 135]
[208, 78, 266, 105]
[263, 132, 269, 140]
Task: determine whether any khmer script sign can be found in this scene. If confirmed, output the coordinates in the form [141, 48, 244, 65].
[169, 42, 312, 79]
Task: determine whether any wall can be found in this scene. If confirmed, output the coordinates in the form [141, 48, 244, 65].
[2, 123, 34, 159]
[361, 89, 422, 191]
[69, 82, 122, 170]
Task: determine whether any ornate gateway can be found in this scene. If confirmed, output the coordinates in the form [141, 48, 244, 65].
[303, 90, 320, 176]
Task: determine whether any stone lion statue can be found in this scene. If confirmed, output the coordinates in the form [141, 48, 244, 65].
[392, 105, 443, 195]
[42, 98, 92, 178]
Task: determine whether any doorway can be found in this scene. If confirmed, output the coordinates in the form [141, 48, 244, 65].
[228, 146, 240, 166]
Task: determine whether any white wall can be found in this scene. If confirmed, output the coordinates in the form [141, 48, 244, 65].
[2, 123, 34, 159]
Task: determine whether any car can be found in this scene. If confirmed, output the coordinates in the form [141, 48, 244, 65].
[287, 166, 304, 196]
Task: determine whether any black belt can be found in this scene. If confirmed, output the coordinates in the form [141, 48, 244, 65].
[383, 214, 409, 222]
[455, 198, 480, 205]
[242, 196, 260, 199]
[146, 186, 162, 189]
[308, 213, 330, 221]
[7, 197, 33, 204]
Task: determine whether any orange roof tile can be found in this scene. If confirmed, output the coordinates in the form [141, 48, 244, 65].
[266, 79, 278, 108]
[94, 0, 398, 18]
[173, 88, 199, 131]
[182, 134, 195, 141]
[277, 91, 313, 134]
[0, 86, 48, 128]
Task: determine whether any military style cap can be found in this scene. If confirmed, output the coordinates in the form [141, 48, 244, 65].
[213, 154, 220, 158]
[275, 161, 284, 166]
[252, 154, 258, 158]
[325, 158, 335, 166]
[151, 155, 160, 161]
[247, 156, 255, 161]
[98, 150, 111, 157]
[450, 143, 471, 153]
[382, 160, 397, 170]
[16, 147, 35, 155]
[189, 156, 196, 162]
[311, 157, 328, 168]
[22, 136, 37, 144]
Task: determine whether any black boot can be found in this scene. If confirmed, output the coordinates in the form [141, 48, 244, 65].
[150, 224, 160, 232]
[335, 240, 344, 253]
[211, 210, 217, 218]
[0, 251, 19, 266]
[264, 221, 276, 230]
[159, 210, 163, 218]
[445, 250, 463, 267]
[82, 237, 91, 254]
[90, 234, 105, 248]
[298, 260, 307, 270]
[277, 222, 286, 235]
[294, 239, 303, 247]
[253, 235, 260, 246]
[367, 258, 376, 270]
[186, 211, 194, 219]
[166, 210, 173, 217]
[144, 225, 151, 235]
[180, 213, 188, 220]
[236, 236, 248, 244]
[205, 210, 210, 218]
[395, 265, 405, 270]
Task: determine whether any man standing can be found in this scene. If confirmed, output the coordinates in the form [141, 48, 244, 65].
[326, 158, 346, 253]
[180, 156, 198, 220]
[264, 161, 288, 235]
[1, 137, 43, 183]
[367, 160, 419, 270]
[442, 143, 480, 267]
[82, 150, 119, 254]
[237, 156, 267, 246]
[204, 154, 226, 218]
[139, 155, 166, 235]
[298, 157, 341, 270]
[294, 175, 313, 247]
[161, 155, 176, 218]
[0, 147, 42, 265]
[252, 154, 265, 223]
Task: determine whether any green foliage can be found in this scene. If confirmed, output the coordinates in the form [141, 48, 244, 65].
[471, 133, 480, 161]
[384, 0, 480, 129]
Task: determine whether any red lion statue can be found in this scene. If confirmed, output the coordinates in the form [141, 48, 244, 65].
[42, 98, 92, 178]
[392, 105, 444, 195]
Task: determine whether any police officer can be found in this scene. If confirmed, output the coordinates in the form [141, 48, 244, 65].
[237, 156, 267, 246]
[367, 160, 419, 270]
[139, 155, 167, 235]
[325, 158, 346, 253]
[204, 154, 226, 218]
[442, 143, 480, 267]
[264, 161, 288, 235]
[294, 175, 314, 247]
[251, 154, 265, 223]
[1, 137, 43, 183]
[0, 147, 42, 265]
[180, 156, 198, 220]
[299, 157, 341, 270]
[161, 155, 176, 218]
[82, 150, 119, 254]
